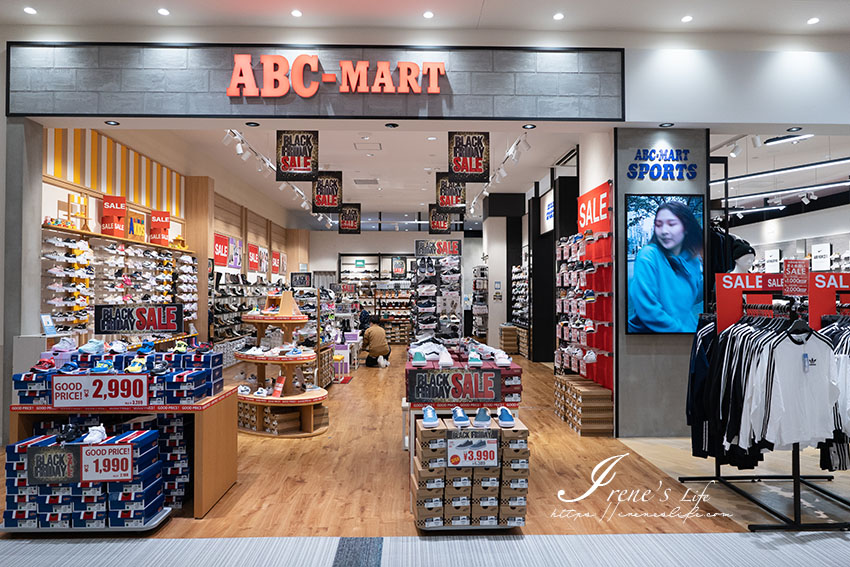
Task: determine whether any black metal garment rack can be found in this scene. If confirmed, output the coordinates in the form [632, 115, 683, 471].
[680, 300, 850, 531]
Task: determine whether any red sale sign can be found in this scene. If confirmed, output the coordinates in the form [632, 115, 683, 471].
[101, 195, 127, 237]
[214, 233, 229, 266]
[52, 374, 148, 408]
[248, 244, 260, 272]
[783, 259, 809, 296]
[577, 181, 611, 233]
[271, 252, 280, 274]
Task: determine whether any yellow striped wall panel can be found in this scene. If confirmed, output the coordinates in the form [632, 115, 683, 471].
[43, 127, 185, 219]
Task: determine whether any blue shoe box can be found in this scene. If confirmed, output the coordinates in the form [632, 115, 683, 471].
[102, 430, 159, 457]
[164, 383, 207, 404]
[121, 415, 158, 431]
[210, 365, 223, 382]
[15, 393, 52, 405]
[72, 511, 107, 528]
[37, 482, 101, 497]
[157, 414, 185, 426]
[72, 494, 108, 512]
[163, 480, 187, 497]
[6, 494, 37, 512]
[69, 483, 103, 497]
[109, 494, 164, 527]
[154, 352, 184, 366]
[107, 460, 162, 494]
[209, 378, 224, 396]
[13, 374, 51, 391]
[69, 415, 101, 427]
[5, 460, 27, 477]
[6, 434, 57, 462]
[164, 369, 208, 391]
[132, 447, 159, 474]
[108, 478, 163, 511]
[36, 494, 74, 514]
[163, 464, 190, 483]
[159, 424, 184, 436]
[3, 510, 38, 528]
[6, 480, 38, 496]
[182, 352, 223, 369]
[71, 353, 126, 369]
[118, 353, 156, 370]
[38, 512, 71, 528]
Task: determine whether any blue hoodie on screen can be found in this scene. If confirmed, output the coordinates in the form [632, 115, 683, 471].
[628, 242, 703, 333]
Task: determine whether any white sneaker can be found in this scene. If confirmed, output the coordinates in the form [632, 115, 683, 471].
[52, 336, 77, 352]
[438, 349, 454, 368]
[378, 355, 387, 368]
[494, 351, 512, 367]
[83, 425, 107, 444]
[237, 385, 251, 395]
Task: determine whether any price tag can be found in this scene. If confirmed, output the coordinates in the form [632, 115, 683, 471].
[52, 374, 149, 408]
[447, 429, 499, 467]
[580, 331, 588, 346]
[571, 356, 578, 372]
[80, 444, 133, 482]
[481, 476, 499, 487]
[580, 361, 587, 376]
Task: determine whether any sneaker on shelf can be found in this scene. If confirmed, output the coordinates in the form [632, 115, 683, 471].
[30, 357, 56, 374]
[468, 350, 483, 367]
[79, 339, 105, 355]
[473, 407, 491, 428]
[150, 361, 170, 376]
[494, 351, 512, 367]
[108, 340, 128, 354]
[90, 360, 115, 374]
[438, 349, 453, 368]
[497, 406, 516, 428]
[51, 336, 77, 353]
[411, 351, 427, 367]
[171, 340, 188, 354]
[583, 289, 597, 303]
[583, 350, 598, 364]
[422, 405, 439, 428]
[83, 425, 107, 444]
[137, 340, 155, 354]
[451, 406, 470, 428]
[584, 319, 596, 333]
[57, 361, 80, 374]
[125, 357, 148, 374]
[254, 387, 270, 397]
[237, 385, 251, 395]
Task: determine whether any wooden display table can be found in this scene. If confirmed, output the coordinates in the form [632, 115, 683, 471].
[234, 351, 317, 395]
[237, 388, 329, 438]
[8, 387, 238, 520]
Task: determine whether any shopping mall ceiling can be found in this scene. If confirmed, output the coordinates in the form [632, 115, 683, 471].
[3, 0, 850, 34]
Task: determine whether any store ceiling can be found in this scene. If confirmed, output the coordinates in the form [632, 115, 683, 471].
[4, 0, 849, 34]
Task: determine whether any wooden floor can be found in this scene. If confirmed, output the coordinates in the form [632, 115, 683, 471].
[152, 350, 741, 538]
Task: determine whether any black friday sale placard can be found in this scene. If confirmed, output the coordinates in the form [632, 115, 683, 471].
[276, 130, 319, 181]
[312, 171, 343, 213]
[448, 131, 489, 183]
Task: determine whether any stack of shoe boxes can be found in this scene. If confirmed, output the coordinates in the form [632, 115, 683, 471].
[105, 430, 164, 527]
[262, 407, 300, 435]
[237, 401, 258, 431]
[499, 418, 529, 527]
[499, 324, 519, 354]
[181, 351, 224, 399]
[443, 419, 479, 527]
[412, 419, 446, 528]
[471, 462, 501, 526]
[4, 435, 57, 528]
[157, 414, 192, 510]
[12, 371, 53, 405]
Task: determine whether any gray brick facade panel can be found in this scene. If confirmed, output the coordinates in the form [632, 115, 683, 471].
[99, 92, 145, 114]
[165, 70, 210, 93]
[54, 47, 99, 68]
[99, 46, 142, 69]
[494, 51, 537, 72]
[77, 69, 122, 92]
[10, 46, 54, 67]
[471, 72, 515, 95]
[537, 52, 579, 73]
[494, 95, 537, 118]
[10, 92, 53, 113]
[54, 92, 99, 113]
[515, 73, 559, 95]
[144, 93, 189, 114]
[579, 51, 622, 73]
[31, 69, 76, 91]
[122, 69, 166, 92]
[143, 47, 188, 69]
[9, 69, 30, 91]
[558, 74, 600, 96]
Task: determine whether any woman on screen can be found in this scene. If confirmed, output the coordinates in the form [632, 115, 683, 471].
[628, 201, 703, 333]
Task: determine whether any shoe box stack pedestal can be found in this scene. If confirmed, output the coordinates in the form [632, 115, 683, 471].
[237, 388, 329, 437]
[409, 417, 529, 529]
[516, 327, 531, 359]
[2, 429, 174, 532]
[6, 386, 237, 520]
[499, 325, 519, 354]
[553, 375, 613, 436]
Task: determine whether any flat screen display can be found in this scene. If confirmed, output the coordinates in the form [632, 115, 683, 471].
[626, 194, 704, 334]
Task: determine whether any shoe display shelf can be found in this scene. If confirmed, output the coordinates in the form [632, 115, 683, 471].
[553, 374, 613, 436]
[41, 224, 199, 342]
[412, 254, 463, 345]
[210, 272, 276, 343]
[6, 387, 238, 521]
[472, 266, 489, 341]
[237, 388, 329, 437]
[554, 230, 614, 390]
[409, 414, 529, 530]
[510, 265, 529, 330]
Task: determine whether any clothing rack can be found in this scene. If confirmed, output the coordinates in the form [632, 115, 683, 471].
[681, 295, 850, 532]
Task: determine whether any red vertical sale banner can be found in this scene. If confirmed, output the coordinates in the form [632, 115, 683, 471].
[248, 243, 260, 272]
[271, 252, 281, 274]
[213, 233, 229, 266]
[149, 210, 170, 246]
[577, 181, 611, 233]
[101, 195, 126, 237]
[783, 259, 809, 296]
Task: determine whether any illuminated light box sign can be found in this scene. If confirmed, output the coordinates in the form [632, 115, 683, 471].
[626, 148, 697, 181]
[312, 171, 343, 213]
[448, 131, 489, 183]
[94, 303, 184, 334]
[276, 130, 318, 181]
[428, 204, 451, 235]
[338, 203, 361, 234]
[227, 54, 446, 98]
[435, 173, 466, 212]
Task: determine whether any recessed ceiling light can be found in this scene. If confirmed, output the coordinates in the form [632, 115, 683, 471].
[786, 126, 802, 132]
[245, 121, 260, 127]
[427, 136, 437, 141]
[23, 7, 37, 15]
[404, 214, 409, 217]
[807, 17, 820, 25]
[104, 120, 120, 126]
[553, 13, 564, 21]
[681, 15, 693, 23]
[423, 11, 434, 19]
[291, 9, 303, 18]
[157, 8, 170, 16]
[360, 135, 370, 140]
[421, 187, 427, 191]
[366, 153, 374, 157]
[377, 187, 383, 191]
[522, 124, 536, 129]
[659, 123, 674, 128]
[385, 123, 399, 129]
[420, 202, 426, 206]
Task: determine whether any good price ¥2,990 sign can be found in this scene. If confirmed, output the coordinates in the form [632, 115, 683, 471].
[52, 374, 149, 408]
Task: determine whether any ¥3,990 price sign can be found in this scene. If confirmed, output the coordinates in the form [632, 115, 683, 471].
[81, 444, 133, 482]
[447, 428, 499, 467]
[52, 374, 149, 408]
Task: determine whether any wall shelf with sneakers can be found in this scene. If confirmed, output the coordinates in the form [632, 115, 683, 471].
[237, 388, 329, 438]
[7, 387, 238, 520]
[472, 266, 489, 341]
[510, 265, 529, 330]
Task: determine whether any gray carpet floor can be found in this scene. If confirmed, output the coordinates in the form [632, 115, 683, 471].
[1, 532, 850, 566]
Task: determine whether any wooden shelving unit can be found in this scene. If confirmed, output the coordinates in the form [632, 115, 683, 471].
[237, 388, 329, 437]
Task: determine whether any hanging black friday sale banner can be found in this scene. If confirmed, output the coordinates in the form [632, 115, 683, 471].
[312, 171, 343, 213]
[448, 131, 489, 183]
[338, 203, 361, 234]
[428, 204, 451, 235]
[435, 172, 466, 212]
[276, 130, 319, 181]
